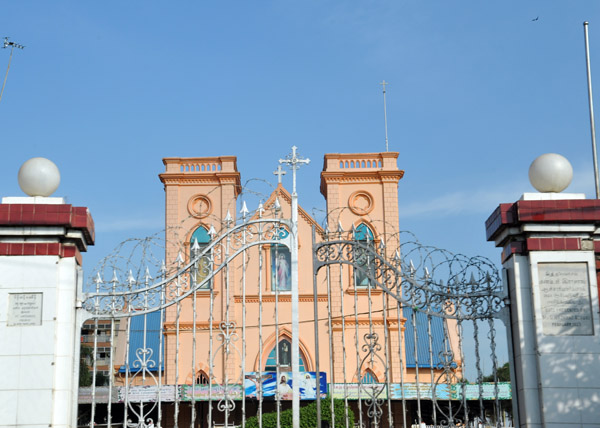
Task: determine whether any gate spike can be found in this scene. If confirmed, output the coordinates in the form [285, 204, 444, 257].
[95, 272, 103, 286]
[409, 260, 415, 276]
[394, 250, 401, 262]
[160, 260, 166, 275]
[469, 272, 477, 286]
[144, 267, 152, 283]
[338, 221, 344, 233]
[111, 269, 119, 284]
[424, 266, 430, 280]
[257, 202, 265, 218]
[191, 237, 200, 252]
[379, 239, 386, 250]
[325, 225, 330, 235]
[175, 252, 184, 264]
[127, 270, 136, 285]
[274, 198, 281, 212]
[224, 210, 233, 225]
[208, 224, 217, 238]
[240, 201, 249, 219]
[351, 223, 356, 236]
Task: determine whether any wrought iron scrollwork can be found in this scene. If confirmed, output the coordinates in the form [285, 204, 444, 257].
[82, 218, 292, 318]
[358, 333, 386, 428]
[314, 232, 505, 321]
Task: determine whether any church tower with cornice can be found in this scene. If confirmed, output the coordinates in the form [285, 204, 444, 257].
[320, 152, 404, 252]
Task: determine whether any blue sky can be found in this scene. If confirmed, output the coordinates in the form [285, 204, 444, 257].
[2, 0, 600, 276]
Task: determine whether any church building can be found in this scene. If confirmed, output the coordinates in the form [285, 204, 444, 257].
[150, 150, 456, 426]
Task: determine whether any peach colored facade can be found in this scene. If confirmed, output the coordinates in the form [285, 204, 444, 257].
[157, 151, 461, 390]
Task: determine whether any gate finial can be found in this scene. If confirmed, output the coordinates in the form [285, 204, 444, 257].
[240, 201, 249, 219]
[257, 202, 265, 218]
[208, 224, 217, 238]
[224, 210, 233, 226]
[191, 238, 200, 253]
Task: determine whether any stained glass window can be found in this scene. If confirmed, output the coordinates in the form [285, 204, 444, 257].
[191, 226, 211, 288]
[265, 339, 307, 372]
[361, 371, 377, 383]
[354, 224, 375, 287]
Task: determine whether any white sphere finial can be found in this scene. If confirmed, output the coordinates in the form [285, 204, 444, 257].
[528, 153, 573, 193]
[18, 157, 61, 197]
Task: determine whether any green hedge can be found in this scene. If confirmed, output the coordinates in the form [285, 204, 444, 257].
[246, 398, 354, 428]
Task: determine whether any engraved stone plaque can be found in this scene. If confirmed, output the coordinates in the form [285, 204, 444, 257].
[7, 293, 43, 327]
[538, 263, 594, 336]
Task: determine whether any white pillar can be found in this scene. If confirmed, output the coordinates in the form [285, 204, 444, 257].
[487, 194, 600, 427]
[0, 197, 94, 428]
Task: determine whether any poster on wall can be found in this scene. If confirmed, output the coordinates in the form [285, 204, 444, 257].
[244, 372, 326, 400]
[451, 382, 512, 400]
[330, 382, 511, 401]
[180, 384, 244, 401]
[331, 383, 388, 400]
[118, 385, 178, 403]
[271, 245, 292, 291]
[389, 383, 448, 400]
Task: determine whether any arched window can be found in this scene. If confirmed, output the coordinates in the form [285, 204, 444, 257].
[354, 224, 375, 288]
[265, 338, 307, 372]
[361, 370, 377, 384]
[191, 226, 211, 288]
[271, 229, 291, 291]
[195, 371, 210, 385]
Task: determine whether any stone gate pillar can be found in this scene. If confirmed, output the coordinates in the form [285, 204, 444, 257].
[0, 158, 95, 428]
[486, 154, 600, 428]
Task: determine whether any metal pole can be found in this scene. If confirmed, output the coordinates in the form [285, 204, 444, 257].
[0, 46, 14, 104]
[312, 226, 322, 428]
[291, 177, 301, 428]
[280, 146, 310, 428]
[380, 80, 390, 152]
[584, 22, 600, 198]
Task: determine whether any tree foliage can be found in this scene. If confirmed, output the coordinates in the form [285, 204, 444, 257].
[79, 345, 109, 387]
[245, 398, 354, 428]
[482, 361, 510, 383]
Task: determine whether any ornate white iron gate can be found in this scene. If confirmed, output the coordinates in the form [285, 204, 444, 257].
[79, 214, 298, 428]
[78, 215, 511, 428]
[311, 230, 511, 428]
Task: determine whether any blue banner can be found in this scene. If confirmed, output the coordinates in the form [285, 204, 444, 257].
[244, 372, 327, 400]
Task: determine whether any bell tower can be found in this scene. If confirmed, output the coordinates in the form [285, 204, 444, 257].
[320, 152, 404, 249]
[159, 156, 241, 263]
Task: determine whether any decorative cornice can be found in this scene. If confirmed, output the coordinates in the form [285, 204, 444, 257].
[330, 317, 404, 331]
[320, 171, 404, 197]
[321, 172, 404, 183]
[235, 294, 328, 303]
[345, 288, 384, 296]
[164, 322, 211, 333]
[159, 177, 222, 185]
